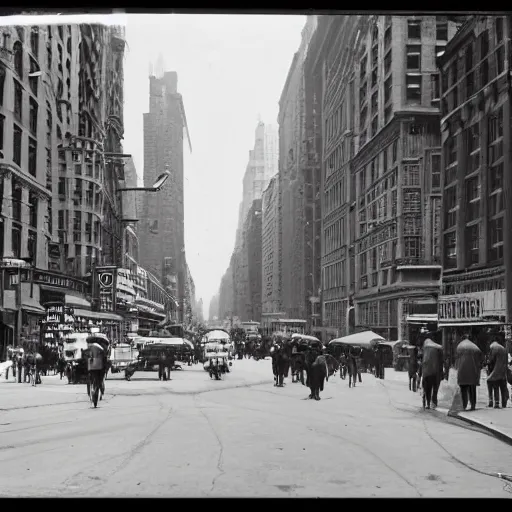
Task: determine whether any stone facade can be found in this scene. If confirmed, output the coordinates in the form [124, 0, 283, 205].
[261, 174, 280, 322]
[278, 15, 317, 323]
[351, 16, 462, 341]
[438, 16, 511, 358]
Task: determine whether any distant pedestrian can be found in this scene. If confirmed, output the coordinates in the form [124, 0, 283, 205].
[486, 339, 508, 409]
[408, 345, 419, 392]
[455, 335, 482, 411]
[421, 337, 443, 409]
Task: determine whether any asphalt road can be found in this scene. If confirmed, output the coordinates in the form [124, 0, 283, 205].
[1, 359, 512, 497]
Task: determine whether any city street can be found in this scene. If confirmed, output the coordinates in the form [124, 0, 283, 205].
[1, 360, 512, 497]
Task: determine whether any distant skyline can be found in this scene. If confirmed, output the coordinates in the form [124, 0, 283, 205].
[123, 14, 306, 319]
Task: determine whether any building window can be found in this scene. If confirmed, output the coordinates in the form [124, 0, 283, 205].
[29, 98, 38, 134]
[73, 210, 81, 232]
[58, 177, 66, 197]
[29, 57, 39, 96]
[47, 203, 52, 235]
[403, 164, 420, 186]
[480, 30, 489, 59]
[13, 124, 22, 166]
[30, 26, 39, 56]
[443, 232, 457, 269]
[360, 252, 367, 275]
[488, 217, 503, 262]
[371, 116, 378, 137]
[28, 138, 37, 177]
[406, 74, 422, 103]
[0, 64, 5, 107]
[407, 20, 421, 39]
[13, 79, 22, 121]
[13, 41, 23, 79]
[58, 209, 64, 230]
[12, 183, 21, 222]
[496, 17, 504, 43]
[465, 224, 479, 265]
[11, 226, 21, 259]
[431, 73, 440, 103]
[403, 190, 421, 213]
[436, 17, 448, 41]
[406, 45, 421, 70]
[404, 237, 421, 259]
[392, 140, 398, 162]
[444, 185, 457, 229]
[0, 114, 4, 152]
[28, 230, 37, 262]
[429, 155, 441, 191]
[28, 191, 38, 228]
[384, 50, 392, 76]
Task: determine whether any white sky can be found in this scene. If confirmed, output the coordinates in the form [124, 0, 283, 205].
[123, 14, 305, 319]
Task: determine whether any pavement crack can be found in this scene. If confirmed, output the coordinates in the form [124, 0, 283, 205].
[193, 395, 225, 493]
[310, 426, 423, 497]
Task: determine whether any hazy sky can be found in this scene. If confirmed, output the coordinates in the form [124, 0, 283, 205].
[123, 14, 305, 318]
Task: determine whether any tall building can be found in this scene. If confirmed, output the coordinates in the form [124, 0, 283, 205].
[208, 293, 219, 322]
[308, 16, 367, 340]
[138, 67, 192, 323]
[0, 23, 130, 352]
[246, 198, 262, 323]
[438, 16, 510, 361]
[261, 174, 281, 330]
[218, 267, 233, 321]
[228, 121, 278, 323]
[278, 15, 317, 324]
[351, 16, 461, 341]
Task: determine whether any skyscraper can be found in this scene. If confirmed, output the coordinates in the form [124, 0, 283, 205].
[138, 67, 192, 322]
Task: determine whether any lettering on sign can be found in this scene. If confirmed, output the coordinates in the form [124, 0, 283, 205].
[438, 298, 482, 321]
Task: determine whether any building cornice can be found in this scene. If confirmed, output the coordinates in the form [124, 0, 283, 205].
[0, 164, 52, 199]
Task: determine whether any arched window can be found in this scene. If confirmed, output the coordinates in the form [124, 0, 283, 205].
[13, 41, 23, 79]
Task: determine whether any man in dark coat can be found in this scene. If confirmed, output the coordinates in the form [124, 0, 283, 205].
[421, 337, 443, 409]
[486, 339, 508, 409]
[456, 335, 482, 411]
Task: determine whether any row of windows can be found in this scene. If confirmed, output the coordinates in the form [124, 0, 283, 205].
[325, 175, 346, 215]
[325, 100, 348, 144]
[324, 218, 346, 254]
[323, 260, 345, 291]
[358, 141, 398, 195]
[358, 298, 399, 327]
[444, 215, 504, 270]
[323, 300, 347, 330]
[443, 277, 505, 296]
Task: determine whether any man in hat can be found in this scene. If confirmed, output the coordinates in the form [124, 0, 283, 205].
[421, 332, 443, 409]
[486, 338, 508, 409]
[456, 333, 482, 411]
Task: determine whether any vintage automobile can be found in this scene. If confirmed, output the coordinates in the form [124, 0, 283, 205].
[124, 337, 193, 380]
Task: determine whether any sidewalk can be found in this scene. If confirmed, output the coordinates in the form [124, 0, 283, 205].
[381, 367, 512, 445]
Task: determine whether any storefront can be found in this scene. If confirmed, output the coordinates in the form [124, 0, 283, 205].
[136, 299, 166, 334]
[438, 289, 507, 364]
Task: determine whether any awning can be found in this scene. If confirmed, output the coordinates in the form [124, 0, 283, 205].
[439, 321, 505, 327]
[406, 314, 438, 324]
[22, 296, 46, 315]
[72, 308, 124, 322]
[65, 295, 91, 309]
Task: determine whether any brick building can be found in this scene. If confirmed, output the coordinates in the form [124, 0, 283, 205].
[138, 69, 192, 323]
[278, 15, 317, 324]
[438, 16, 511, 359]
[351, 16, 461, 341]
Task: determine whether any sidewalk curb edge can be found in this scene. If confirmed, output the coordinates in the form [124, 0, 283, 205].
[447, 410, 512, 446]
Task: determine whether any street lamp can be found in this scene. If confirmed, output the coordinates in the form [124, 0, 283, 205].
[117, 166, 171, 193]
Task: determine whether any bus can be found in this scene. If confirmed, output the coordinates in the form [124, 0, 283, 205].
[265, 319, 307, 337]
[241, 321, 260, 334]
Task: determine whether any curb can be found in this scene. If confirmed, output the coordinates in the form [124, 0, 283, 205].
[447, 410, 512, 446]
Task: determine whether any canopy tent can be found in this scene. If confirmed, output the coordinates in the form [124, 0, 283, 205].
[291, 333, 320, 343]
[329, 331, 385, 350]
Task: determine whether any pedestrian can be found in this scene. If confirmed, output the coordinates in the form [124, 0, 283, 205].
[408, 345, 419, 392]
[486, 339, 508, 409]
[455, 335, 482, 411]
[421, 336, 443, 409]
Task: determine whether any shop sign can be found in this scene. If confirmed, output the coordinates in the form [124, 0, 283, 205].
[116, 268, 136, 301]
[438, 290, 507, 322]
[0, 258, 31, 269]
[96, 267, 117, 313]
[11, 269, 88, 294]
